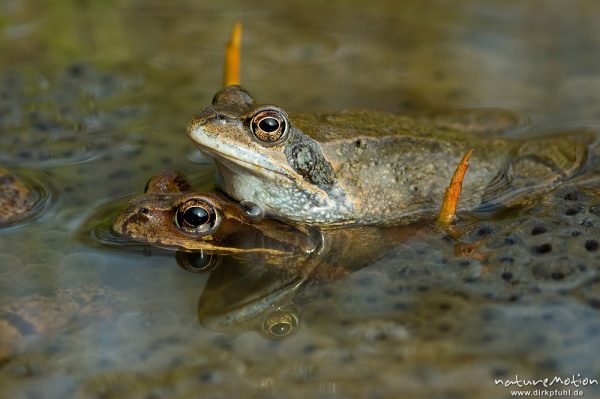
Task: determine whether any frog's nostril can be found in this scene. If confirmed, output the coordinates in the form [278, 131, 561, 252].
[190, 108, 218, 127]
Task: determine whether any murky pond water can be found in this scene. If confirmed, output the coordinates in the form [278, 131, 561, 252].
[2, 1, 600, 398]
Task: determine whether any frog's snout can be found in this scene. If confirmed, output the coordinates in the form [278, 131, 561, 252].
[188, 108, 218, 131]
[112, 202, 150, 236]
[187, 108, 239, 142]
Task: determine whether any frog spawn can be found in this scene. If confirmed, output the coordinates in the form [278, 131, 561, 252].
[465, 185, 600, 293]
[0, 64, 140, 166]
[229, 184, 597, 397]
[319, 183, 600, 335]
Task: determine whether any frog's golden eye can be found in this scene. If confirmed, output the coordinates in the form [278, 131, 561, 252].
[175, 199, 221, 235]
[262, 309, 299, 339]
[250, 109, 288, 144]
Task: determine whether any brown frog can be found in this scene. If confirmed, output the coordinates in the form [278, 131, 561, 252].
[112, 170, 319, 256]
[188, 85, 596, 226]
[0, 286, 127, 364]
[0, 168, 40, 225]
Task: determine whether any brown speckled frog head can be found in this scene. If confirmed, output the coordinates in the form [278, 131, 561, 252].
[112, 170, 319, 255]
[0, 167, 42, 226]
[187, 85, 351, 226]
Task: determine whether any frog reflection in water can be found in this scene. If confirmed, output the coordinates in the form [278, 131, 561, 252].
[113, 170, 422, 337]
[188, 85, 596, 225]
[187, 220, 416, 338]
[190, 253, 310, 339]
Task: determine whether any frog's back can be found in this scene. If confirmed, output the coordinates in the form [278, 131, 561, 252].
[287, 110, 511, 223]
[289, 110, 596, 225]
[290, 108, 525, 143]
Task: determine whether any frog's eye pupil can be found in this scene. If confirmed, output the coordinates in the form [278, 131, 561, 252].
[269, 322, 291, 336]
[175, 251, 221, 274]
[259, 117, 279, 133]
[175, 199, 221, 234]
[183, 206, 209, 227]
[251, 109, 288, 144]
[262, 310, 299, 339]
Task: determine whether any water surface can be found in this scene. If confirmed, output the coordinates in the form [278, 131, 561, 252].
[1, 1, 600, 398]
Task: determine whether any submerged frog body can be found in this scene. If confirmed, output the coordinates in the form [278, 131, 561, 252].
[0, 168, 39, 225]
[0, 286, 126, 364]
[112, 170, 318, 256]
[188, 85, 595, 225]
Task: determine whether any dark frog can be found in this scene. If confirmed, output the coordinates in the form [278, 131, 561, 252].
[188, 85, 596, 225]
[112, 170, 318, 256]
[0, 167, 45, 226]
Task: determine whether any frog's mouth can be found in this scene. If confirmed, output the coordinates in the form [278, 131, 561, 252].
[187, 117, 293, 171]
[218, 153, 288, 180]
[192, 141, 294, 182]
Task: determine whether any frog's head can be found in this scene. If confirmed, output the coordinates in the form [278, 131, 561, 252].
[112, 170, 318, 255]
[187, 86, 337, 204]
